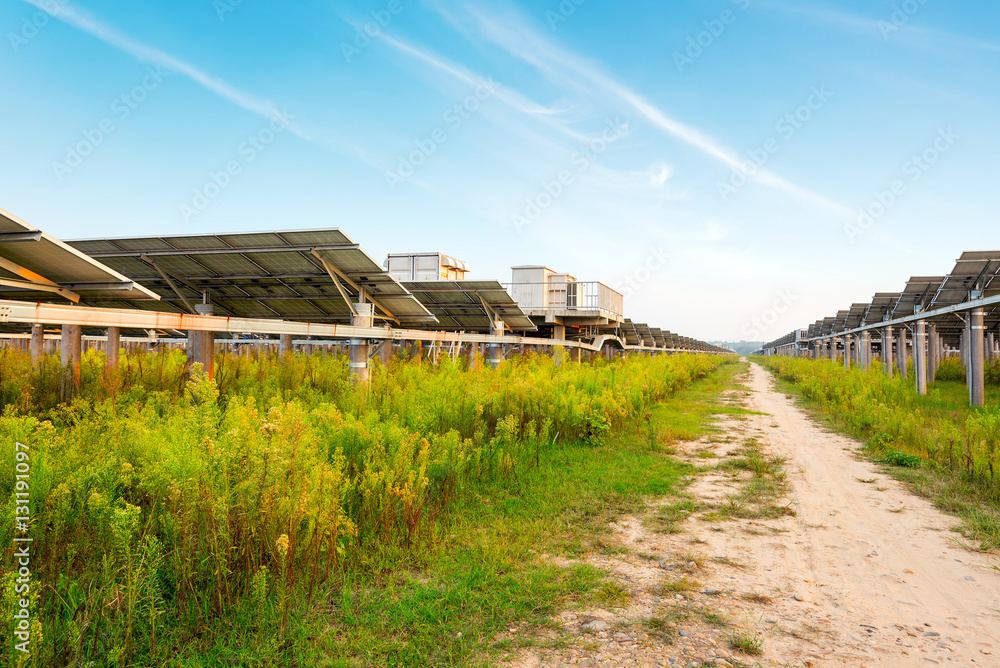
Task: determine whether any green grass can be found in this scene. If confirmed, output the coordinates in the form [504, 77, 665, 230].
[757, 356, 1000, 551]
[317, 359, 747, 666]
[726, 630, 764, 655]
[1, 349, 742, 668]
[703, 437, 794, 522]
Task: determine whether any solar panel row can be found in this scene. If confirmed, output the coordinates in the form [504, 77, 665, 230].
[763, 251, 1000, 352]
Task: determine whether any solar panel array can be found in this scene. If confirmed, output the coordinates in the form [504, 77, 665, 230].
[762, 251, 1000, 352]
[67, 230, 437, 325]
[401, 280, 536, 331]
[0, 208, 158, 301]
[0, 217, 729, 353]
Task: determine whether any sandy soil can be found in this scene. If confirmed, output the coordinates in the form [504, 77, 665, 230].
[505, 362, 1000, 667]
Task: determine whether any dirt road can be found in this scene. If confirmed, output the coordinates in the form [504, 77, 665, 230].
[508, 362, 1000, 667]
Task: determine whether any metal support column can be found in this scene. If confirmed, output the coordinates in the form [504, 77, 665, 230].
[188, 298, 216, 378]
[489, 319, 504, 368]
[350, 303, 374, 383]
[883, 327, 893, 377]
[970, 308, 986, 408]
[897, 328, 908, 378]
[915, 320, 927, 396]
[927, 324, 938, 383]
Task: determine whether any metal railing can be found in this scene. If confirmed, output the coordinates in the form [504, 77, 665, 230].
[502, 281, 624, 319]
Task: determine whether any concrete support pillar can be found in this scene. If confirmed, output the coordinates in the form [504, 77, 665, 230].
[843, 337, 851, 370]
[988, 332, 996, 364]
[30, 323, 44, 364]
[961, 331, 968, 372]
[489, 319, 504, 368]
[927, 325, 937, 383]
[553, 323, 565, 342]
[60, 324, 82, 395]
[914, 320, 927, 396]
[569, 346, 580, 363]
[970, 309, 986, 408]
[465, 341, 477, 369]
[379, 341, 394, 366]
[188, 301, 216, 378]
[279, 334, 294, 356]
[883, 327, 893, 377]
[860, 332, 871, 371]
[350, 303, 374, 383]
[897, 328, 908, 379]
[107, 327, 120, 368]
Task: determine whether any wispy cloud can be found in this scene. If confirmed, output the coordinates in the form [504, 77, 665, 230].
[431, 0, 854, 219]
[345, 21, 593, 144]
[19, 0, 365, 159]
[763, 0, 1000, 53]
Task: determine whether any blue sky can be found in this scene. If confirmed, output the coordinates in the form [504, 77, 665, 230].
[2, 0, 998, 341]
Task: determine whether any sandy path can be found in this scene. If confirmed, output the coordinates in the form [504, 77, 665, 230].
[727, 361, 1000, 665]
[506, 362, 1000, 667]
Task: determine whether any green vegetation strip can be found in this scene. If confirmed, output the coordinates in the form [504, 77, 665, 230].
[755, 356, 1000, 551]
[0, 348, 738, 667]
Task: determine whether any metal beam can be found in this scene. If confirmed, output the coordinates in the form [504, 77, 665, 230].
[0, 277, 80, 303]
[0, 231, 43, 243]
[308, 249, 408, 325]
[61, 281, 137, 291]
[806, 293, 1000, 343]
[140, 255, 196, 314]
[84, 243, 361, 258]
[310, 250, 358, 317]
[0, 255, 81, 302]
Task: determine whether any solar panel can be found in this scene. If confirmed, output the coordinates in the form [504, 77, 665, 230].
[649, 327, 666, 348]
[845, 303, 869, 329]
[832, 310, 850, 332]
[68, 229, 436, 325]
[932, 252, 1000, 309]
[401, 281, 536, 332]
[0, 208, 159, 302]
[865, 293, 900, 324]
[621, 319, 642, 346]
[634, 323, 654, 347]
[893, 277, 944, 318]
